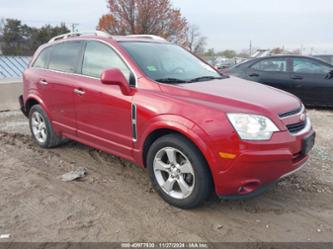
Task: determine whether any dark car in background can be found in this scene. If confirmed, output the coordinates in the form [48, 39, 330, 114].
[227, 56, 333, 107]
[313, 54, 333, 65]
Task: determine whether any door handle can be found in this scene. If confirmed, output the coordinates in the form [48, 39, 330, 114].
[291, 75, 303, 80]
[249, 73, 259, 77]
[39, 79, 48, 85]
[73, 89, 85, 95]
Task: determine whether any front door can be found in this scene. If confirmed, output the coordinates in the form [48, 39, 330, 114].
[289, 57, 333, 106]
[247, 57, 292, 92]
[74, 41, 135, 160]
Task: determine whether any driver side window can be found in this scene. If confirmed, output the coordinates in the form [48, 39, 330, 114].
[293, 58, 331, 74]
[82, 41, 133, 84]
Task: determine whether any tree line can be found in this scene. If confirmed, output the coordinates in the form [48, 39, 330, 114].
[0, 19, 69, 56]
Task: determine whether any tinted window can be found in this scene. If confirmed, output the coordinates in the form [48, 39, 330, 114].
[251, 58, 287, 72]
[314, 55, 333, 65]
[33, 47, 51, 68]
[48, 41, 82, 73]
[293, 58, 332, 74]
[82, 41, 132, 81]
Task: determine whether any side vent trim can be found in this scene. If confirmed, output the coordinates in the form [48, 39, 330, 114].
[131, 104, 137, 141]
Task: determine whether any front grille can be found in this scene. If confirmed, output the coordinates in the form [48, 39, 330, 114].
[279, 105, 303, 118]
[286, 120, 306, 134]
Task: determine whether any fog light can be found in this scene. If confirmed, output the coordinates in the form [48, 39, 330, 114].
[238, 181, 260, 194]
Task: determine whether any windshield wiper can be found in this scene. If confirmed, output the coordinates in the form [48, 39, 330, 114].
[156, 76, 225, 84]
[155, 78, 189, 84]
[189, 76, 224, 83]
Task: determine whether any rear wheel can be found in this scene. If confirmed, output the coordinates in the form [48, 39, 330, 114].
[29, 105, 62, 148]
[147, 134, 212, 209]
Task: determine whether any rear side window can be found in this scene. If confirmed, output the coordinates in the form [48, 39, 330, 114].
[82, 41, 132, 82]
[293, 58, 332, 74]
[251, 58, 287, 72]
[32, 47, 51, 68]
[48, 41, 82, 73]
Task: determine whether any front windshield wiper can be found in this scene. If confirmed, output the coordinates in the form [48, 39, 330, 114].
[189, 76, 225, 83]
[155, 76, 226, 84]
[155, 78, 189, 84]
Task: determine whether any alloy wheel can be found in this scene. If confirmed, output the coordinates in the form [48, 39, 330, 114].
[153, 147, 195, 199]
[31, 111, 48, 144]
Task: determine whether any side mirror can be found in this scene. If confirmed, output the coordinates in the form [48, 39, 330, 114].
[101, 68, 133, 96]
[327, 70, 333, 79]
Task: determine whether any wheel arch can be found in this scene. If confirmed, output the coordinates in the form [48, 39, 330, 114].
[139, 116, 217, 184]
[141, 125, 216, 192]
[24, 94, 50, 118]
[142, 128, 182, 167]
[141, 117, 213, 162]
[25, 97, 39, 114]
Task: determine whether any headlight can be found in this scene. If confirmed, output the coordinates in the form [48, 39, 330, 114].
[227, 113, 279, 140]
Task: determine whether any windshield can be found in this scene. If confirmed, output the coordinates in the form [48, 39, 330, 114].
[120, 42, 222, 83]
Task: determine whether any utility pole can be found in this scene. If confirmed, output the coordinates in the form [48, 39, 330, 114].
[249, 40, 252, 56]
[71, 23, 79, 33]
[310, 47, 314, 55]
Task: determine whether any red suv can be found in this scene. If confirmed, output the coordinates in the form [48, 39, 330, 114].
[20, 31, 315, 208]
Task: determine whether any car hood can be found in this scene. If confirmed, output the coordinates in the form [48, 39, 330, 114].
[162, 76, 301, 115]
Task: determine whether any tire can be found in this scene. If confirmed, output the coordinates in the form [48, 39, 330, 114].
[29, 104, 62, 148]
[147, 133, 212, 209]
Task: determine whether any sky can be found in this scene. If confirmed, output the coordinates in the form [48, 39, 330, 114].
[0, 0, 332, 54]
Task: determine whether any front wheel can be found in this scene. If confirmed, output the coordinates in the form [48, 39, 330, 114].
[147, 134, 212, 209]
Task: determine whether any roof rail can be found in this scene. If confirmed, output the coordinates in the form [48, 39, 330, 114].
[48, 31, 112, 43]
[126, 34, 167, 41]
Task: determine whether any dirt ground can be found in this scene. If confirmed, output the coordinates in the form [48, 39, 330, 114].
[0, 83, 333, 242]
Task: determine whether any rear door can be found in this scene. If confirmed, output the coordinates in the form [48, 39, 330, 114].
[289, 57, 333, 106]
[42, 40, 84, 135]
[74, 40, 135, 160]
[246, 57, 292, 92]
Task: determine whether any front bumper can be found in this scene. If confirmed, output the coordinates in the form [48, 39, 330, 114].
[219, 161, 308, 200]
[214, 129, 315, 198]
